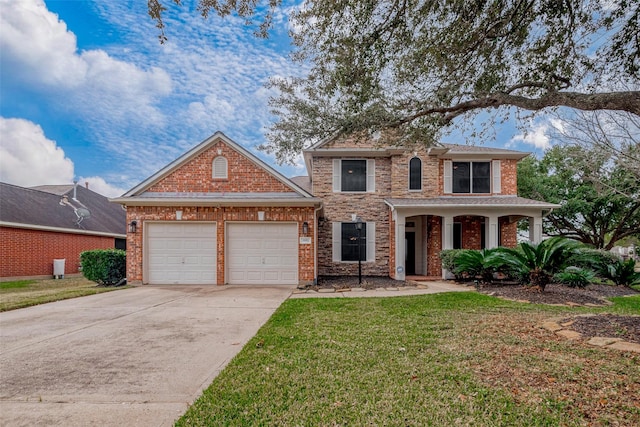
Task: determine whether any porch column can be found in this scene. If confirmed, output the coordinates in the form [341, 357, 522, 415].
[442, 215, 454, 250]
[487, 215, 499, 248]
[528, 216, 543, 243]
[395, 212, 406, 280]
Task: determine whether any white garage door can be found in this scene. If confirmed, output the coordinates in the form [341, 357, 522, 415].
[146, 223, 217, 285]
[227, 223, 298, 285]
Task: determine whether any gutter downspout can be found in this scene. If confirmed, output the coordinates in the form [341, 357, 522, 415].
[314, 204, 323, 285]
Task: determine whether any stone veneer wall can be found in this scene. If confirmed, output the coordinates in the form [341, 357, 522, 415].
[126, 206, 315, 285]
[313, 156, 391, 277]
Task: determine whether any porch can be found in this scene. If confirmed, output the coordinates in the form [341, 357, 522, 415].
[385, 196, 560, 280]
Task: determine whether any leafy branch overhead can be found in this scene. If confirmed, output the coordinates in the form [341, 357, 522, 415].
[149, 0, 640, 162]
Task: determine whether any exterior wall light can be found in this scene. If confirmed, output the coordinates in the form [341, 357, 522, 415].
[302, 221, 309, 236]
[128, 220, 137, 233]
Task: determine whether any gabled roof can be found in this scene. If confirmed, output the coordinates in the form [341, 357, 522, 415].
[0, 182, 126, 237]
[111, 132, 321, 207]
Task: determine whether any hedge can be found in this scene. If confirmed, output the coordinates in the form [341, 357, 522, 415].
[80, 249, 126, 286]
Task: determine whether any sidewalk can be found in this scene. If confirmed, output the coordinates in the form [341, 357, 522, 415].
[289, 280, 474, 299]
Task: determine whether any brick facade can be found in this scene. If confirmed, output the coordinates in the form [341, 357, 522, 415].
[1, 227, 115, 278]
[310, 138, 522, 280]
[121, 135, 317, 286]
[147, 141, 293, 194]
[126, 206, 315, 285]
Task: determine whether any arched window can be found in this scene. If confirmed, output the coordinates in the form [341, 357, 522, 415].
[409, 157, 422, 190]
[212, 156, 228, 179]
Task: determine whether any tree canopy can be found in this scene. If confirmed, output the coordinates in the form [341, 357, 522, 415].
[517, 144, 640, 250]
[149, 0, 640, 162]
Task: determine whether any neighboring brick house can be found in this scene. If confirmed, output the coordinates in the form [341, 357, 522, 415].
[111, 132, 321, 286]
[0, 182, 126, 279]
[298, 136, 559, 281]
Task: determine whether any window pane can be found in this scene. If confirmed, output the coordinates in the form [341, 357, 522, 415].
[341, 160, 367, 192]
[409, 157, 422, 190]
[341, 223, 366, 261]
[452, 162, 470, 193]
[472, 162, 491, 193]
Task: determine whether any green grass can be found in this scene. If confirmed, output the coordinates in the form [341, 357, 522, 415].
[178, 293, 640, 426]
[0, 280, 35, 290]
[0, 277, 127, 311]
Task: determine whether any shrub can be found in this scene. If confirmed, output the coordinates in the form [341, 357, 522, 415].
[568, 248, 621, 278]
[554, 267, 595, 288]
[453, 248, 503, 285]
[80, 249, 126, 286]
[439, 249, 466, 280]
[603, 259, 640, 287]
[491, 237, 582, 291]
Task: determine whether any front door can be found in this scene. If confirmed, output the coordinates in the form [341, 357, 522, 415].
[405, 232, 416, 275]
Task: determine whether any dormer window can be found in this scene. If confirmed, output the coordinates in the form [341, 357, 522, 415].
[212, 156, 228, 179]
[409, 157, 422, 190]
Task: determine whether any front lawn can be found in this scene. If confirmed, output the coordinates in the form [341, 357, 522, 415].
[178, 292, 639, 426]
[0, 277, 127, 311]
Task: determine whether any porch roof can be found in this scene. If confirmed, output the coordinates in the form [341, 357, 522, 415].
[385, 196, 560, 210]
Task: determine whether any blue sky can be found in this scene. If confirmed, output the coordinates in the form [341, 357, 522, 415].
[0, 0, 551, 197]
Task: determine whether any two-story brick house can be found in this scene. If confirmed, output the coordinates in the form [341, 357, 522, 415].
[298, 135, 559, 281]
[112, 131, 557, 285]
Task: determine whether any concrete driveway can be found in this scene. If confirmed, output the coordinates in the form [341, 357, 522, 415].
[0, 285, 293, 427]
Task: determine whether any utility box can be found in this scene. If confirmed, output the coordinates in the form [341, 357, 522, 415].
[53, 259, 66, 279]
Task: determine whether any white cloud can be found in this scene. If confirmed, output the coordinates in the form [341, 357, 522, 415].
[0, 0, 171, 126]
[0, 117, 125, 197]
[509, 122, 551, 150]
[0, 117, 74, 186]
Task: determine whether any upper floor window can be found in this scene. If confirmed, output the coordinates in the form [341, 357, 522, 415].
[444, 160, 501, 194]
[332, 159, 375, 193]
[453, 161, 490, 193]
[409, 157, 422, 190]
[212, 156, 228, 179]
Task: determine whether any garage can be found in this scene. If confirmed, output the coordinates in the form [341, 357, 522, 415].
[226, 223, 298, 285]
[146, 222, 217, 285]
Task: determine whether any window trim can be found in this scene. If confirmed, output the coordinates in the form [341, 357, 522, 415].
[446, 160, 493, 194]
[332, 222, 375, 263]
[408, 157, 422, 191]
[332, 159, 375, 193]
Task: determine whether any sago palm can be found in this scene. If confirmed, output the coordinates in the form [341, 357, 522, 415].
[493, 237, 582, 291]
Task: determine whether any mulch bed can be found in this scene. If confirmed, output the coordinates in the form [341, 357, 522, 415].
[477, 283, 638, 306]
[314, 276, 412, 290]
[566, 314, 640, 344]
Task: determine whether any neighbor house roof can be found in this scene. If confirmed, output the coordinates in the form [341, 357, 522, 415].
[0, 182, 126, 237]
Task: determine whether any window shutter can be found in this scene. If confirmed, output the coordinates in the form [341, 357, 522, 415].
[366, 222, 375, 262]
[366, 159, 375, 192]
[444, 160, 452, 193]
[332, 222, 341, 262]
[332, 159, 341, 192]
[492, 160, 501, 194]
